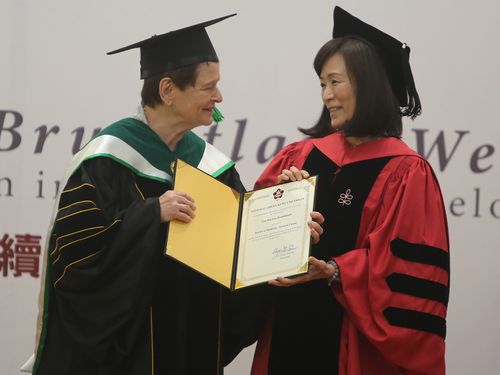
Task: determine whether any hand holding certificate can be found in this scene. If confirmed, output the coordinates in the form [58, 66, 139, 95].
[165, 160, 317, 290]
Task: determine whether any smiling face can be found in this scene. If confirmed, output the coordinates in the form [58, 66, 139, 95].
[172, 62, 222, 127]
[319, 53, 356, 130]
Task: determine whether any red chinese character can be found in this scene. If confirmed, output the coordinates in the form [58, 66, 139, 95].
[12, 234, 42, 278]
[0, 233, 15, 277]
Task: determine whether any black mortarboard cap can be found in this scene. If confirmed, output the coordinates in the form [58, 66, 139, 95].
[107, 14, 236, 79]
[333, 7, 421, 118]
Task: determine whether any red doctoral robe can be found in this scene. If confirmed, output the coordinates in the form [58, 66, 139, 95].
[251, 132, 449, 375]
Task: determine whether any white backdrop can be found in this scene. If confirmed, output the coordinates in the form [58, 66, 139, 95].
[1, 0, 499, 374]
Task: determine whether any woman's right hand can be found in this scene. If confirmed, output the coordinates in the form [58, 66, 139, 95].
[268, 256, 335, 287]
[158, 190, 196, 223]
[277, 166, 310, 184]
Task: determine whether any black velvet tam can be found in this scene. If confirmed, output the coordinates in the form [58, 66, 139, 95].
[333, 6, 421, 118]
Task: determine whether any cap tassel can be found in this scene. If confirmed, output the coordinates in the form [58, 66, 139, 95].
[401, 46, 422, 119]
[212, 106, 224, 123]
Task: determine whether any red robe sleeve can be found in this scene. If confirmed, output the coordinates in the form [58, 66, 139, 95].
[332, 156, 449, 375]
[254, 141, 313, 189]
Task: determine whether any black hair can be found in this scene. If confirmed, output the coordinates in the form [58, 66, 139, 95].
[300, 37, 402, 138]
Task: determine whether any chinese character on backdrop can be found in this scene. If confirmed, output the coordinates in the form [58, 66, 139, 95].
[13, 234, 42, 277]
[0, 233, 15, 277]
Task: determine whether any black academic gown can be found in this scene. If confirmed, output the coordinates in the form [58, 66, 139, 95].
[36, 156, 246, 375]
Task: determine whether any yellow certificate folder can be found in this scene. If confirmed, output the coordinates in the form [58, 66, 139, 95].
[165, 159, 317, 290]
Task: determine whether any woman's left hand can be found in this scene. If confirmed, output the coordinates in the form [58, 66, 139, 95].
[309, 211, 325, 244]
[268, 256, 334, 287]
[276, 166, 310, 184]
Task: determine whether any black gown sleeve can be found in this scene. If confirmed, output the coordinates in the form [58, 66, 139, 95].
[48, 157, 164, 365]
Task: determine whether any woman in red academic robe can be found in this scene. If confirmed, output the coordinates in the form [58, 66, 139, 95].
[250, 7, 449, 375]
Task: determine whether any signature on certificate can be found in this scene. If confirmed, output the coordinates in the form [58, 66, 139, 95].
[272, 244, 297, 260]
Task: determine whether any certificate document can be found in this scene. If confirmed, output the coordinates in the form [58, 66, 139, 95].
[166, 160, 317, 290]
